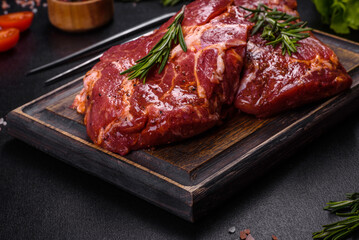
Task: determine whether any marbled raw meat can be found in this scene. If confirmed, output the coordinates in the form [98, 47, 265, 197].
[73, 0, 250, 155]
[234, 0, 352, 117]
[73, 0, 352, 155]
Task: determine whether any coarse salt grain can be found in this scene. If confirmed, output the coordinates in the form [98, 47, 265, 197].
[240, 231, 247, 240]
[246, 234, 255, 240]
[0, 118, 6, 131]
[2, 0, 46, 14]
[228, 226, 236, 234]
[2, 1, 10, 9]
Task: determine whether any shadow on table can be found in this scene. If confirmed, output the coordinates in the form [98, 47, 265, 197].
[1, 109, 359, 239]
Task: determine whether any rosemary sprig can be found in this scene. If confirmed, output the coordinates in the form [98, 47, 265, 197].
[120, 5, 187, 83]
[313, 192, 359, 240]
[324, 193, 359, 216]
[241, 4, 312, 56]
[161, 0, 182, 6]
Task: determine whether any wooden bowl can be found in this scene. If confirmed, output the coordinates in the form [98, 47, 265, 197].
[47, 0, 114, 32]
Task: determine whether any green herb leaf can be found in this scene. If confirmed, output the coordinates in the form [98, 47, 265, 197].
[161, 0, 182, 6]
[312, 0, 333, 24]
[346, 1, 359, 30]
[120, 5, 187, 83]
[241, 4, 312, 56]
[312, 0, 359, 34]
[313, 192, 359, 240]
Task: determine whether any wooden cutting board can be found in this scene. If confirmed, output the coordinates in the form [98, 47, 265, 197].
[6, 30, 359, 222]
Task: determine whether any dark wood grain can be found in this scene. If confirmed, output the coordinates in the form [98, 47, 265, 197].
[47, 93, 84, 124]
[6, 32, 359, 222]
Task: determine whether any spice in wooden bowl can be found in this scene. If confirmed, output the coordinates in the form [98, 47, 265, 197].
[47, 0, 114, 32]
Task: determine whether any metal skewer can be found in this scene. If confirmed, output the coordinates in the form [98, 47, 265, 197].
[44, 25, 160, 85]
[28, 12, 176, 75]
[44, 54, 102, 85]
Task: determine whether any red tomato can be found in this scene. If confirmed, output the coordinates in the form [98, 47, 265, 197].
[0, 28, 20, 52]
[0, 12, 34, 32]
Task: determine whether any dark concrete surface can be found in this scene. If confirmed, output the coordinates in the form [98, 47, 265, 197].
[1, 0, 358, 239]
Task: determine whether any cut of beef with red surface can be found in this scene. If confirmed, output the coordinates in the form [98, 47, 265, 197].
[73, 0, 352, 155]
[233, 0, 352, 117]
[73, 0, 250, 155]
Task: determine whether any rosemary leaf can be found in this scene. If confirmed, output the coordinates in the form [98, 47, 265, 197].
[121, 5, 187, 83]
[241, 4, 313, 56]
[161, 0, 181, 6]
[313, 193, 359, 240]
